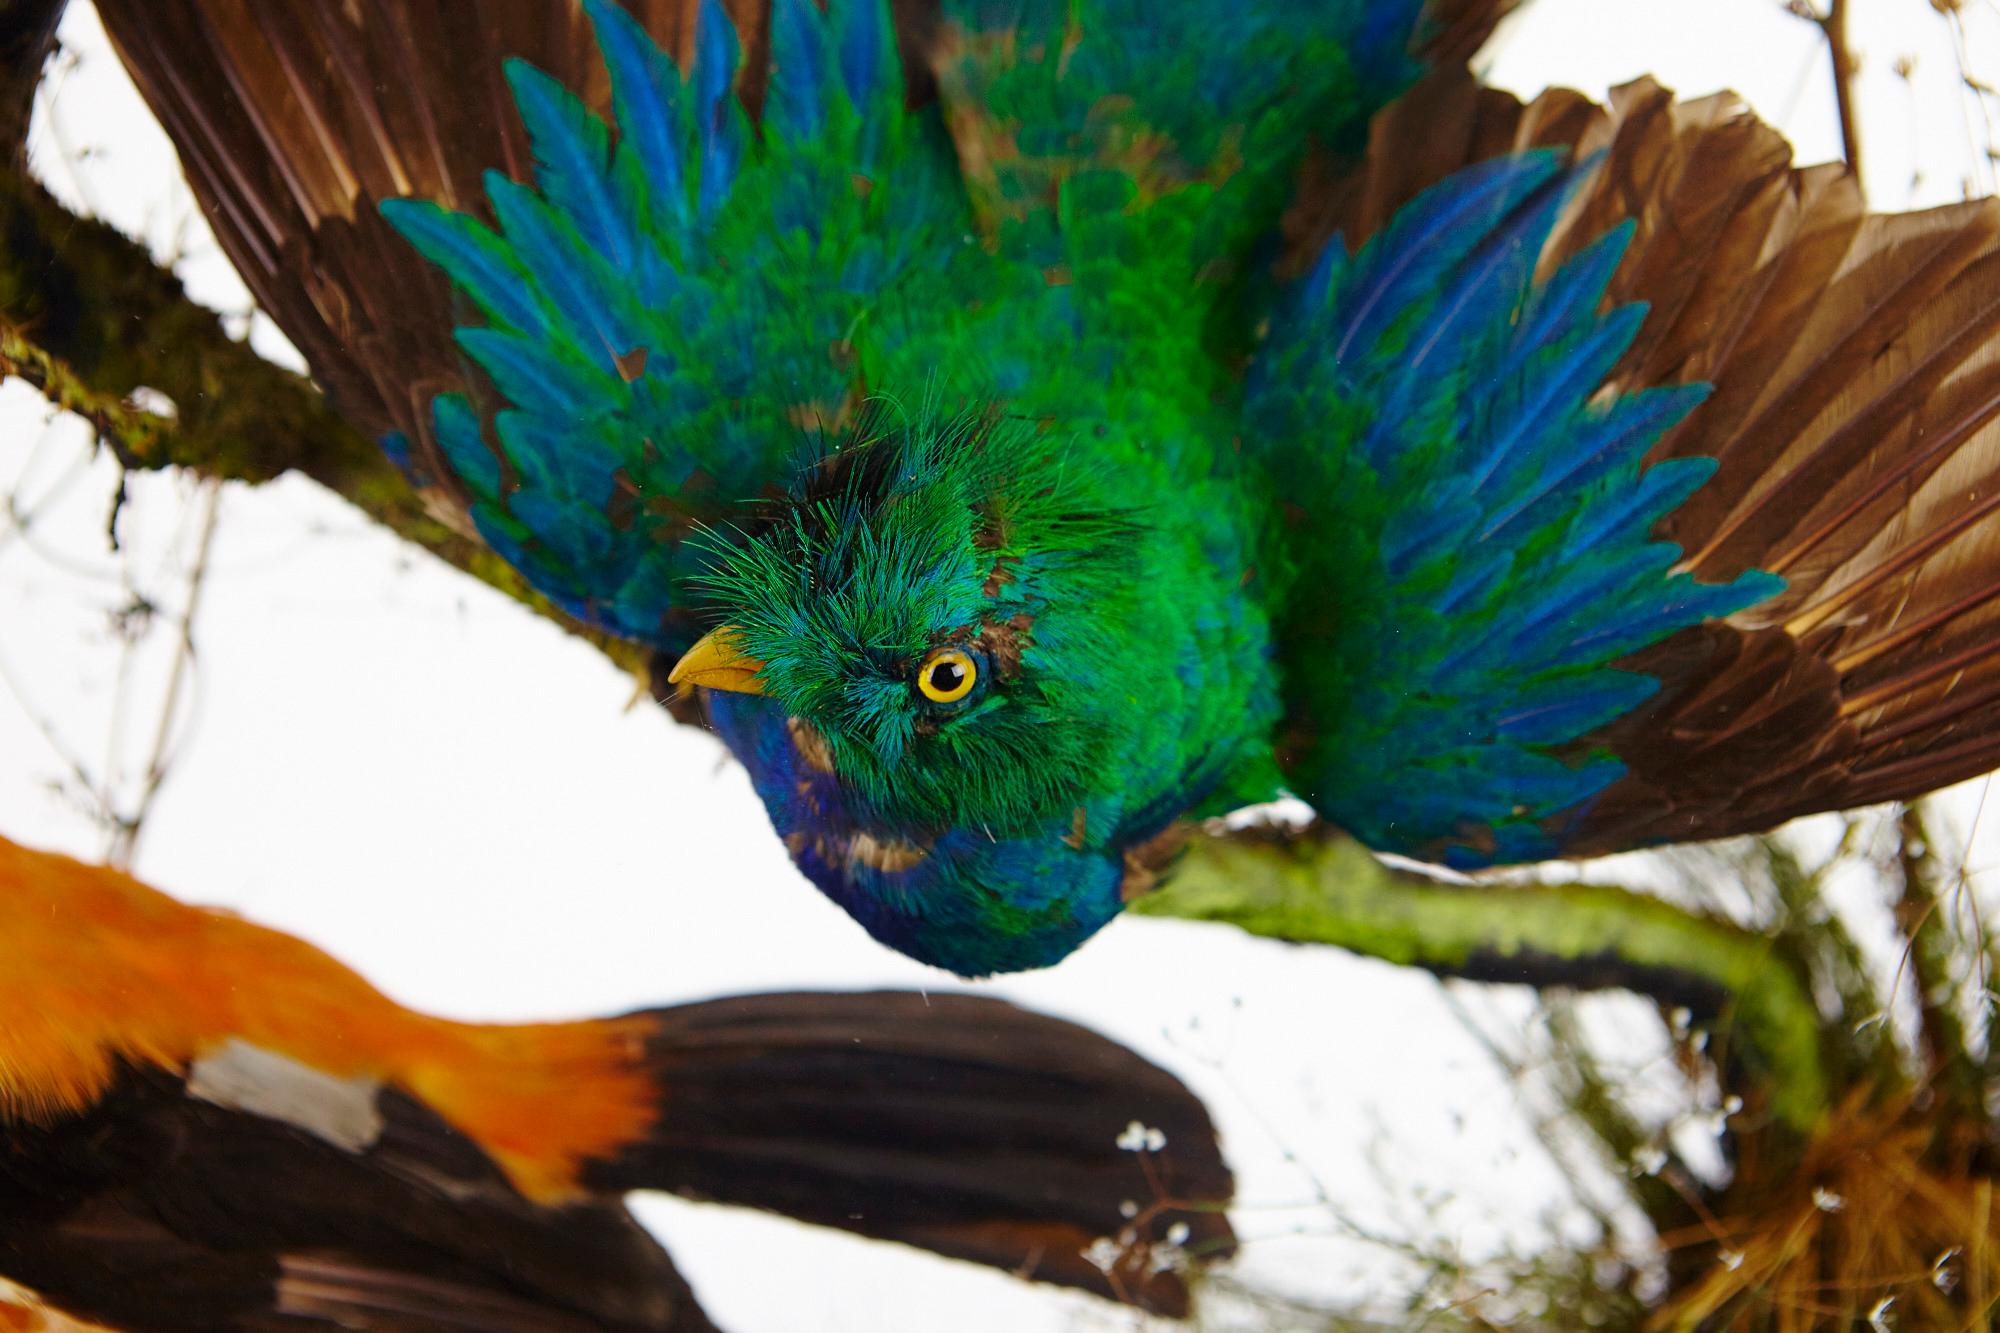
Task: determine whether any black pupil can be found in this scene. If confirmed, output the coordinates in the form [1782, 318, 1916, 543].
[929, 659, 966, 694]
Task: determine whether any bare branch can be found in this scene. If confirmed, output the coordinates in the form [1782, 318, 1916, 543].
[1894, 802, 1988, 1134]
[103, 476, 218, 870]
[1822, 0, 1865, 192]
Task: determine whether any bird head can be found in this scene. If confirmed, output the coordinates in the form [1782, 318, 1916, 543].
[674, 406, 1170, 973]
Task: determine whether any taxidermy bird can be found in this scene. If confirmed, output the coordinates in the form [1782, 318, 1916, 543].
[96, 0, 2000, 975]
[0, 835, 1232, 1329]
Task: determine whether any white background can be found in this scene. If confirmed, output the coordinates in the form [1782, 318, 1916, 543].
[2, 2, 1996, 1328]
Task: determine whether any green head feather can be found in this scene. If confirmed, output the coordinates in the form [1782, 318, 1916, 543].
[696, 404, 1153, 839]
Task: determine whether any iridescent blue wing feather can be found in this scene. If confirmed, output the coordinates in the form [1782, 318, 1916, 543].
[383, 0, 989, 650]
[1251, 154, 1784, 867]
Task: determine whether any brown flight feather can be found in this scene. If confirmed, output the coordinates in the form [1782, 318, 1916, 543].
[1301, 71, 2000, 852]
[96, 0, 940, 539]
[96, 1, 758, 521]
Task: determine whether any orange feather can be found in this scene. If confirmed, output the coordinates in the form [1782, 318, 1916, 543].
[0, 835, 655, 1201]
[0, 1285, 114, 1333]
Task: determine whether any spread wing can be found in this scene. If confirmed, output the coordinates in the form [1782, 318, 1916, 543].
[1262, 69, 2000, 864]
[3, 1065, 716, 1333]
[101, 0, 1518, 657]
[100, 0, 989, 653]
[376, 0, 1007, 647]
[95, 1, 723, 487]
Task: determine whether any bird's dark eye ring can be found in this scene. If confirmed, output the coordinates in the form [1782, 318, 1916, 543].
[916, 648, 977, 704]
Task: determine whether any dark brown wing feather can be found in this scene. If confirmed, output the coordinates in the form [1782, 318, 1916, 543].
[95, 0, 952, 543]
[0, 1066, 714, 1332]
[1299, 71, 2000, 853]
[1411, 0, 1522, 69]
[607, 990, 1235, 1317]
[93, 0, 768, 525]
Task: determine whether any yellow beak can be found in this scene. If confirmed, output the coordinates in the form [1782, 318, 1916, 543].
[667, 626, 768, 695]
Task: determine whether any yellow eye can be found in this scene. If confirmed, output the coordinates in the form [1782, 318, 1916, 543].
[916, 648, 978, 703]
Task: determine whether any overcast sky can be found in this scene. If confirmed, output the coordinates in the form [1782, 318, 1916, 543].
[2, 3, 1996, 1329]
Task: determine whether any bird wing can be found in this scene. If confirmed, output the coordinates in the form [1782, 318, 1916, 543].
[0, 835, 1232, 1323]
[100, 0, 1007, 653]
[97, 0, 1524, 655]
[1261, 68, 2000, 865]
[94, 1, 682, 481]
[375, 0, 1013, 649]
[8, 1069, 722, 1332]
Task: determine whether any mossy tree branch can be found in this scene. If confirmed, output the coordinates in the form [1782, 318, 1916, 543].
[0, 163, 647, 674]
[1134, 825, 1832, 1134]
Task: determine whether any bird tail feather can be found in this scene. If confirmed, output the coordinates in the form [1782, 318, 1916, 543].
[586, 990, 1236, 1318]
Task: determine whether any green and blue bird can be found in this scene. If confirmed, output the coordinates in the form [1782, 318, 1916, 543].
[102, 0, 2000, 974]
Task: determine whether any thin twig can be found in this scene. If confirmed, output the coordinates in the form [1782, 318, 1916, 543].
[1895, 803, 1993, 1145]
[1943, 5, 2000, 200]
[1821, 0, 1866, 194]
[104, 477, 220, 870]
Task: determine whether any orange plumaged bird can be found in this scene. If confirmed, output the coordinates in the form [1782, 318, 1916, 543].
[0, 836, 1234, 1330]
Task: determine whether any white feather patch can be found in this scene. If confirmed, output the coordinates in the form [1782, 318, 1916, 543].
[187, 1039, 385, 1154]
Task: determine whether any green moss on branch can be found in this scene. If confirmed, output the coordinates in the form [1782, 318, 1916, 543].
[0, 168, 645, 674]
[1136, 826, 1831, 1131]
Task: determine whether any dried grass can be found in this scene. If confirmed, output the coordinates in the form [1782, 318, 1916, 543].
[1653, 1091, 1999, 1331]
